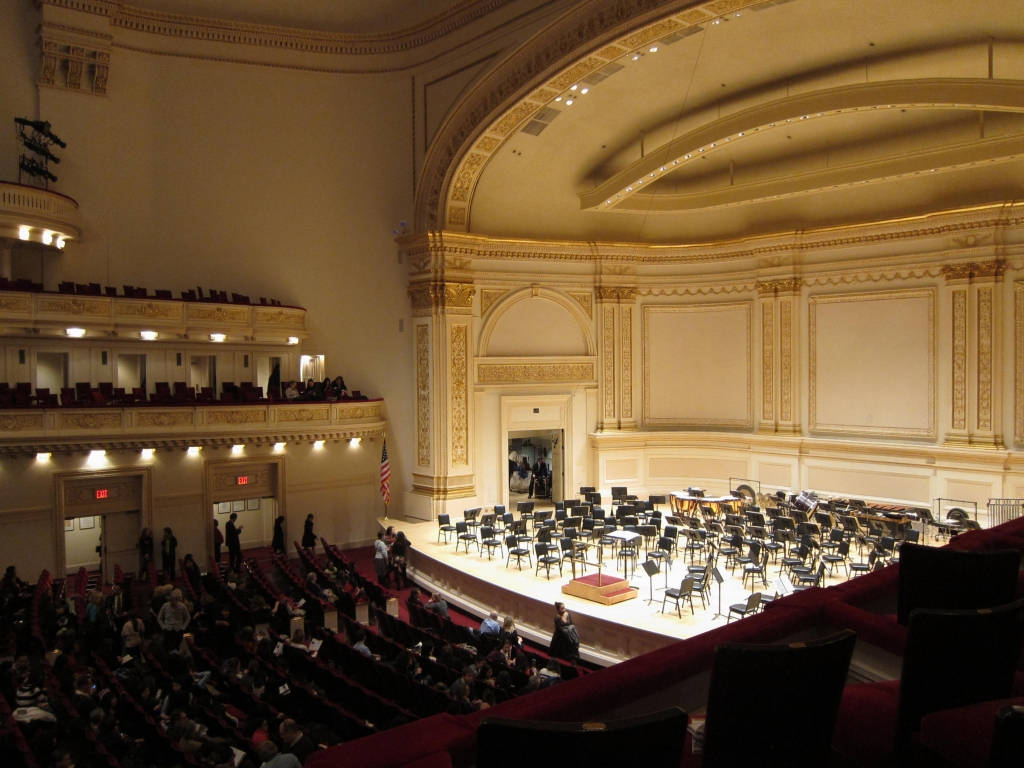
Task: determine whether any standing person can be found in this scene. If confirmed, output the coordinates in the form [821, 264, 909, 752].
[390, 531, 411, 588]
[301, 513, 316, 550]
[212, 519, 223, 566]
[156, 589, 190, 653]
[137, 527, 154, 576]
[272, 516, 286, 555]
[549, 601, 580, 661]
[161, 527, 178, 580]
[225, 513, 243, 572]
[373, 530, 390, 586]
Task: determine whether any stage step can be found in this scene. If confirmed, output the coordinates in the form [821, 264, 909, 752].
[561, 572, 638, 605]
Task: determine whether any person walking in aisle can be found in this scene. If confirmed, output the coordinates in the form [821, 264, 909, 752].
[226, 513, 243, 572]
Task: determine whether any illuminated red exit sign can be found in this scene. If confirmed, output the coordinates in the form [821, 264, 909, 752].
[237, 475, 249, 485]
[95, 489, 108, 499]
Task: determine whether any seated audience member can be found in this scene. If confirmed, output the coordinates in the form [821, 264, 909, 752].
[279, 718, 318, 764]
[449, 665, 477, 704]
[182, 553, 203, 595]
[499, 616, 522, 648]
[425, 591, 449, 618]
[258, 740, 301, 768]
[479, 611, 501, 636]
[349, 627, 373, 658]
[284, 381, 300, 401]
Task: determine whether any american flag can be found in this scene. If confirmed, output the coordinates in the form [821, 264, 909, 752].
[380, 441, 391, 505]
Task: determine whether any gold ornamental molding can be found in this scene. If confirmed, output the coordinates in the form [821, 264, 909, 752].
[277, 407, 330, 423]
[595, 286, 638, 302]
[38, 21, 112, 96]
[408, 281, 475, 315]
[186, 305, 250, 324]
[0, 413, 45, 431]
[476, 360, 596, 385]
[977, 287, 994, 433]
[480, 289, 507, 317]
[621, 305, 633, 420]
[602, 305, 615, 419]
[114, 301, 183, 321]
[1015, 283, 1024, 445]
[942, 260, 1007, 282]
[60, 411, 122, 430]
[779, 298, 794, 424]
[757, 278, 802, 296]
[569, 292, 593, 317]
[37, 296, 110, 317]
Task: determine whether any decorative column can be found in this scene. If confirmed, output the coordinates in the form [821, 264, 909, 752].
[595, 286, 637, 431]
[756, 278, 801, 434]
[943, 261, 1004, 447]
[406, 234, 476, 519]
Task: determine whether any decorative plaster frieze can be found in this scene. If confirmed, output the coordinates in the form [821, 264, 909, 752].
[477, 361, 595, 384]
[1016, 283, 1024, 444]
[408, 282, 475, 313]
[595, 286, 637, 302]
[135, 410, 193, 428]
[38, 22, 112, 95]
[757, 278, 801, 296]
[602, 305, 615, 419]
[277, 407, 330, 423]
[569, 292, 593, 317]
[761, 301, 774, 421]
[621, 304, 632, 419]
[942, 260, 1006, 282]
[60, 411, 121, 430]
[480, 289, 506, 316]
[205, 409, 266, 425]
[0, 413, 45, 431]
[779, 298, 793, 423]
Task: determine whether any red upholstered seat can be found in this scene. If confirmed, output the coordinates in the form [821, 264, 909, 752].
[832, 680, 900, 765]
[918, 697, 1024, 767]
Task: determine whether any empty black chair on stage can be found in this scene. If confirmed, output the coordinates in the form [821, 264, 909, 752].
[504, 535, 531, 570]
[437, 513, 456, 544]
[726, 591, 761, 622]
[662, 575, 696, 617]
[703, 630, 856, 768]
[896, 543, 1021, 625]
[477, 707, 687, 768]
[534, 542, 561, 579]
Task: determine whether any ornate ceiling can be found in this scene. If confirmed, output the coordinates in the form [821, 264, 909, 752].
[441, 0, 1024, 244]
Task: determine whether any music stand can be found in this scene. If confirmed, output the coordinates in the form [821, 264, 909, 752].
[641, 560, 661, 604]
[711, 566, 725, 620]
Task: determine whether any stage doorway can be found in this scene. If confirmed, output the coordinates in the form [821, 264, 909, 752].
[508, 430, 563, 506]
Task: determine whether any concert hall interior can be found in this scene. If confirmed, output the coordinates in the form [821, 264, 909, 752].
[3, 1, 1024, 766]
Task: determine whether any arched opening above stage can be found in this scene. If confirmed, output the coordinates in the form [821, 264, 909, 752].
[508, 430, 563, 507]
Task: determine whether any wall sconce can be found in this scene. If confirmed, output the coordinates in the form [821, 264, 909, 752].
[231, 444, 244, 456]
[187, 446, 202, 457]
[288, 337, 299, 345]
[140, 448, 155, 459]
[209, 333, 226, 343]
[273, 442, 286, 453]
[349, 437, 361, 447]
[86, 449, 107, 468]
[140, 330, 158, 341]
[35, 451, 51, 462]
[66, 327, 86, 338]
[313, 440, 325, 450]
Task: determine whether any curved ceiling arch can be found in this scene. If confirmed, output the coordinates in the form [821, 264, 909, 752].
[478, 286, 596, 357]
[582, 79, 1024, 212]
[414, 0, 738, 232]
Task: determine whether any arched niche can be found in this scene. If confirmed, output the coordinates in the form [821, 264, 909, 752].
[480, 289, 593, 357]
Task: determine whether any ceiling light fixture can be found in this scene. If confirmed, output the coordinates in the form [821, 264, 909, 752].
[141, 448, 155, 459]
[18, 225, 31, 240]
[66, 327, 85, 338]
[313, 440, 325, 450]
[187, 446, 201, 457]
[209, 333, 226, 343]
[140, 330, 158, 341]
[231, 444, 244, 455]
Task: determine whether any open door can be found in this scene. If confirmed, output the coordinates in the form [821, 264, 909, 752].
[102, 510, 140, 583]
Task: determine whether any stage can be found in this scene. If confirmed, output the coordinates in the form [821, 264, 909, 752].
[391, 514, 847, 665]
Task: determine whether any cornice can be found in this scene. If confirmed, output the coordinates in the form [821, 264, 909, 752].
[39, 0, 510, 57]
[400, 202, 1024, 268]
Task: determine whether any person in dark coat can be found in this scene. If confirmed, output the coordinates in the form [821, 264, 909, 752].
[225, 513, 243, 572]
[272, 515, 286, 555]
[137, 528, 154, 576]
[549, 601, 580, 661]
[160, 527, 178, 579]
[301, 513, 316, 549]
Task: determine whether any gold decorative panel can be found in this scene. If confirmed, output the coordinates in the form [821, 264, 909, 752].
[762, 301, 774, 421]
[780, 298, 793, 423]
[115, 301, 183, 320]
[450, 325, 469, 466]
[60, 412, 121, 430]
[477, 362, 595, 384]
[602, 305, 615, 419]
[205, 409, 267, 425]
[186, 305, 250, 323]
[38, 297, 109, 316]
[0, 413, 45, 431]
[952, 289, 967, 431]
[1016, 283, 1024, 444]
[621, 305, 632, 419]
[277, 407, 330, 422]
[977, 287, 993, 432]
[135, 410, 194, 428]
[480, 289, 506, 316]
[416, 324, 431, 466]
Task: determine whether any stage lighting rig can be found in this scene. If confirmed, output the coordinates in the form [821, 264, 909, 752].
[14, 116, 66, 189]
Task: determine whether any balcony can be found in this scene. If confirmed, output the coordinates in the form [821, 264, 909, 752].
[0, 181, 81, 247]
[0, 398, 385, 456]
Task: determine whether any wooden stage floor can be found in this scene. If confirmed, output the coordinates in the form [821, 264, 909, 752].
[391, 514, 891, 666]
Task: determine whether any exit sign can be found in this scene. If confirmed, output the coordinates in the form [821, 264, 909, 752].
[237, 475, 249, 485]
[95, 489, 108, 499]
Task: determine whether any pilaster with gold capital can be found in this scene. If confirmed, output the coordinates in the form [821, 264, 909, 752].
[943, 260, 1005, 447]
[408, 270, 477, 517]
[756, 278, 801, 434]
[595, 286, 637, 431]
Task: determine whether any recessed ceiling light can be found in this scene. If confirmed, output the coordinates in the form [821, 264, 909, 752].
[580, 87, 589, 95]
[649, 46, 658, 53]
[570, 84, 578, 91]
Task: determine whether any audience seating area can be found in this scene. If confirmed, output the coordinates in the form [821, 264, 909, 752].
[307, 514, 1024, 768]
[2, 278, 286, 306]
[0, 379, 372, 409]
